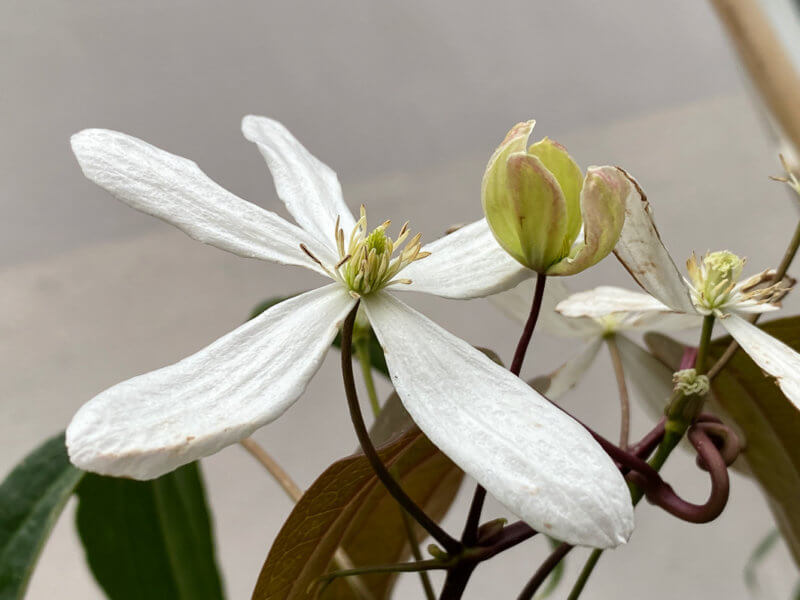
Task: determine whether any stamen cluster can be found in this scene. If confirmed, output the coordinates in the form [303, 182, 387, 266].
[686, 251, 791, 315]
[334, 206, 429, 296]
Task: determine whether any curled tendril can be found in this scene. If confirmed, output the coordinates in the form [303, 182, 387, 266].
[623, 420, 739, 524]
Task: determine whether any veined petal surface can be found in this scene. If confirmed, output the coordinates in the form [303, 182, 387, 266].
[363, 292, 634, 548]
[71, 129, 336, 274]
[242, 116, 356, 246]
[67, 284, 356, 479]
[721, 314, 800, 409]
[612, 170, 695, 312]
[395, 218, 531, 299]
[544, 337, 604, 399]
[556, 286, 677, 319]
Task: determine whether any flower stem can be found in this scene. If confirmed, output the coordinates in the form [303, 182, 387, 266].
[356, 330, 436, 599]
[341, 303, 461, 555]
[565, 549, 602, 600]
[567, 314, 718, 599]
[605, 335, 631, 450]
[516, 542, 572, 600]
[240, 437, 303, 502]
[399, 509, 437, 600]
[355, 337, 382, 416]
[708, 217, 800, 379]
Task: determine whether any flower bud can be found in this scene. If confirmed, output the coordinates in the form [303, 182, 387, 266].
[672, 368, 710, 396]
[481, 121, 630, 276]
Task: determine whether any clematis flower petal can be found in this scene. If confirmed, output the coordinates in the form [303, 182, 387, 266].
[539, 337, 604, 399]
[612, 170, 695, 312]
[491, 277, 601, 338]
[242, 116, 356, 246]
[557, 286, 677, 319]
[363, 292, 634, 548]
[71, 129, 336, 274]
[394, 218, 532, 299]
[66, 284, 357, 480]
[720, 314, 800, 409]
[546, 167, 627, 276]
[614, 335, 675, 420]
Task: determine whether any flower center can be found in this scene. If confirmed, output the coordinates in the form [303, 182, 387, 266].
[686, 250, 744, 311]
[334, 206, 429, 296]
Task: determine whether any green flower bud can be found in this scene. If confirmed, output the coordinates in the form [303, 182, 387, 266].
[672, 368, 710, 396]
[481, 121, 630, 276]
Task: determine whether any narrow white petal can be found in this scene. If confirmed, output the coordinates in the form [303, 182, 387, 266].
[613, 172, 695, 312]
[490, 277, 600, 338]
[72, 129, 336, 274]
[624, 311, 703, 332]
[363, 292, 634, 548]
[395, 218, 532, 299]
[66, 284, 356, 479]
[721, 314, 800, 409]
[242, 116, 356, 245]
[557, 286, 674, 319]
[729, 302, 782, 314]
[542, 338, 603, 399]
[614, 335, 675, 420]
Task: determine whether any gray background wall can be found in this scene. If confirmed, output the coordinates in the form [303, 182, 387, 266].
[2, 1, 799, 598]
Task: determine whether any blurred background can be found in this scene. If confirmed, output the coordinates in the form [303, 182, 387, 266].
[3, 1, 800, 598]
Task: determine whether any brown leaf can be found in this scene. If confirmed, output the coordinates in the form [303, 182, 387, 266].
[252, 394, 463, 600]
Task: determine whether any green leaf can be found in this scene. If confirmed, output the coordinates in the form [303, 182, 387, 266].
[647, 316, 800, 567]
[0, 433, 84, 600]
[251, 295, 389, 378]
[252, 396, 463, 600]
[75, 462, 225, 600]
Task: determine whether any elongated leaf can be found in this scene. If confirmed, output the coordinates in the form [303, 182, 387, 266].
[252, 401, 463, 600]
[0, 433, 84, 600]
[251, 295, 389, 378]
[647, 317, 800, 566]
[75, 462, 225, 600]
[321, 395, 463, 600]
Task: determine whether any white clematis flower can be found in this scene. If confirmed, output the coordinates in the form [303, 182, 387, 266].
[66, 117, 634, 548]
[493, 279, 700, 399]
[583, 173, 800, 408]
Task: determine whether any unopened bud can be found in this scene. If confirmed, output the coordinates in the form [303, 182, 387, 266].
[672, 368, 710, 396]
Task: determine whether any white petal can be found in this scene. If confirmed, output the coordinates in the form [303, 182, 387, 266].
[395, 218, 532, 299]
[614, 335, 675, 421]
[67, 284, 356, 479]
[623, 311, 703, 332]
[242, 116, 356, 246]
[363, 292, 634, 548]
[541, 338, 603, 399]
[71, 129, 336, 274]
[557, 286, 674, 319]
[613, 172, 695, 312]
[721, 314, 800, 409]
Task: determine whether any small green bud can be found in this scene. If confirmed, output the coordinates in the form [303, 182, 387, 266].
[672, 368, 710, 396]
[427, 544, 448, 559]
[481, 121, 629, 276]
